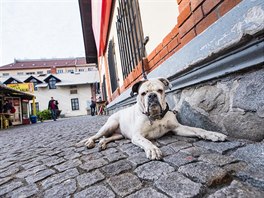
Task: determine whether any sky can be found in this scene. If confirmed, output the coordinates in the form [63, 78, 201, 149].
[0, 0, 85, 66]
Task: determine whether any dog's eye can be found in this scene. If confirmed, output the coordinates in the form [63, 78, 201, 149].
[141, 92, 146, 96]
[157, 89, 163, 94]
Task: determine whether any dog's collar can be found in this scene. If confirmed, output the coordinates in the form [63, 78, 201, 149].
[143, 103, 170, 124]
[160, 102, 170, 119]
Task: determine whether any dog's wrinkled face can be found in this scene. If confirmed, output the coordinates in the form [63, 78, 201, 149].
[135, 78, 170, 117]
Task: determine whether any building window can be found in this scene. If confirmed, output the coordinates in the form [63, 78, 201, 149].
[30, 79, 38, 91]
[57, 69, 63, 74]
[2, 73, 9, 76]
[48, 77, 57, 89]
[37, 71, 43, 74]
[26, 72, 35, 75]
[47, 70, 51, 74]
[116, 0, 145, 79]
[17, 72, 24, 76]
[70, 89, 78, 94]
[88, 67, 95, 71]
[71, 98, 79, 110]
[108, 39, 119, 93]
[67, 69, 74, 73]
[95, 82, 100, 94]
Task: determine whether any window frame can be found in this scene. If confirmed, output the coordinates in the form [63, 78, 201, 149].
[17, 72, 24, 76]
[25, 72, 35, 75]
[107, 39, 119, 93]
[70, 89, 78, 94]
[48, 77, 57, 89]
[71, 98, 79, 111]
[116, 0, 145, 79]
[30, 78, 38, 91]
[57, 69, 64, 74]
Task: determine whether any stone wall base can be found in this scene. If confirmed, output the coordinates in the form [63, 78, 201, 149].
[166, 66, 264, 141]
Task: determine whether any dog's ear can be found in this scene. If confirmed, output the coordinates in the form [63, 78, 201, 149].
[130, 80, 147, 97]
[158, 78, 172, 90]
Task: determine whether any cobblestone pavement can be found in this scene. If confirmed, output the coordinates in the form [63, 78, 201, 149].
[0, 116, 263, 198]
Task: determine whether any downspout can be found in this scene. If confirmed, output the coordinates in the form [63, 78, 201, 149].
[141, 36, 149, 80]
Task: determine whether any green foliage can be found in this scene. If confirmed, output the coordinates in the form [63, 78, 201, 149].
[36, 109, 52, 121]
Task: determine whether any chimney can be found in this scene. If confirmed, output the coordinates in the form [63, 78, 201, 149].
[51, 66, 56, 74]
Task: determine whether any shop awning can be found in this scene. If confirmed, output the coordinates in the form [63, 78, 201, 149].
[0, 84, 35, 100]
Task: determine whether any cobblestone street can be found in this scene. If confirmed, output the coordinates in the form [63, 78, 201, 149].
[0, 116, 263, 198]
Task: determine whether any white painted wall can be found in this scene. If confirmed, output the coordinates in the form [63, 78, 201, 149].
[32, 84, 92, 117]
[0, 65, 97, 77]
[139, 0, 179, 54]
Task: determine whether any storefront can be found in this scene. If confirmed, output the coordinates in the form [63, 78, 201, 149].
[0, 85, 34, 128]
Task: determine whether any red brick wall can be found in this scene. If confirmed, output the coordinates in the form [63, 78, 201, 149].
[147, 0, 242, 72]
[110, 0, 241, 102]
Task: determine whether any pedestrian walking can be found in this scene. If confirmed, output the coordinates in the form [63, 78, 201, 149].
[48, 97, 58, 121]
[90, 97, 96, 116]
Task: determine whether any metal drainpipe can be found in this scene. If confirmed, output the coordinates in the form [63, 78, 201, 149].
[141, 36, 149, 80]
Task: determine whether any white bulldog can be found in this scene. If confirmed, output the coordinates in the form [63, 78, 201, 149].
[81, 78, 226, 160]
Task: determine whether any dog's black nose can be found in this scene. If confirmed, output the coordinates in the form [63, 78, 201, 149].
[148, 93, 157, 100]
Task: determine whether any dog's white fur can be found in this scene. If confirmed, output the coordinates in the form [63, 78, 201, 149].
[81, 78, 226, 160]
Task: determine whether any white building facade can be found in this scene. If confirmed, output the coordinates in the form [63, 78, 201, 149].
[33, 72, 99, 117]
[0, 58, 100, 120]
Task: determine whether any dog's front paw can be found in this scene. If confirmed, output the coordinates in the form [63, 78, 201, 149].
[81, 138, 95, 148]
[206, 132, 227, 142]
[145, 145, 162, 160]
[98, 138, 107, 150]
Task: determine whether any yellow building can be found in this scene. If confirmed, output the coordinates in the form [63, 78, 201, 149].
[0, 84, 34, 127]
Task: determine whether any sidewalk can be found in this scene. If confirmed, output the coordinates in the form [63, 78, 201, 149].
[0, 116, 263, 197]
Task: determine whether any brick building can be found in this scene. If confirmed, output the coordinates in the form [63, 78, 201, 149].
[79, 0, 264, 141]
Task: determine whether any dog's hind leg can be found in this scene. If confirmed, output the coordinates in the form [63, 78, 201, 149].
[98, 133, 124, 150]
[81, 118, 119, 148]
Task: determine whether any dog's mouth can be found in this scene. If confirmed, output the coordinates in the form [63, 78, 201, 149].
[147, 101, 162, 118]
[143, 99, 171, 124]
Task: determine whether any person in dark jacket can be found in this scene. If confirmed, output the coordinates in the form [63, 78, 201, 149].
[48, 97, 58, 121]
[3, 99, 13, 126]
[90, 97, 96, 116]
[3, 100, 13, 113]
